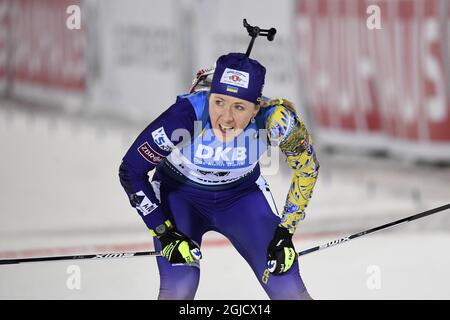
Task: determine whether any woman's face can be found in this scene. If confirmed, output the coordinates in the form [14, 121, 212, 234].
[209, 93, 260, 142]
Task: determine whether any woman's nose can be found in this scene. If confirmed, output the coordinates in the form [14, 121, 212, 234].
[222, 106, 234, 123]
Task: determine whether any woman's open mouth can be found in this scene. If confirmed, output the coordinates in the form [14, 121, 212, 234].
[219, 124, 235, 136]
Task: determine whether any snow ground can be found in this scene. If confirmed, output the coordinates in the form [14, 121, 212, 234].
[1, 232, 449, 300]
[0, 101, 449, 299]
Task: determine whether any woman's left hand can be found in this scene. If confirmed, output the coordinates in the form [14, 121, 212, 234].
[266, 225, 298, 275]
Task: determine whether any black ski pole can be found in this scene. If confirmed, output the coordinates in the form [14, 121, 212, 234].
[0, 203, 448, 265]
[298, 203, 450, 256]
[0, 251, 161, 265]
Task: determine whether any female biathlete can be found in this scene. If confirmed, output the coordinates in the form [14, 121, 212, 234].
[119, 46, 319, 300]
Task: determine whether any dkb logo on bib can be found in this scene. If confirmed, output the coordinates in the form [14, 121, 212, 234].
[195, 145, 247, 162]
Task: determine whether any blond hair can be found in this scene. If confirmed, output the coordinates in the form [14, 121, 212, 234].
[258, 97, 297, 114]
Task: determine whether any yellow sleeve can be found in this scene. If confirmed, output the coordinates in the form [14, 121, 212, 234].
[265, 100, 319, 234]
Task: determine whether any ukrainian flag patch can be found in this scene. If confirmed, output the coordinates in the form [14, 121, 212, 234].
[226, 85, 238, 93]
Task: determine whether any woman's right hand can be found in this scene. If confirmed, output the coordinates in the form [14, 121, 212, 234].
[151, 220, 202, 264]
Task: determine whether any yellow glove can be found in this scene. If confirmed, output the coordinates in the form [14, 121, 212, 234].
[150, 220, 202, 264]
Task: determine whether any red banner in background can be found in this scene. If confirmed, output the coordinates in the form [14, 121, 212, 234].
[335, 0, 357, 131]
[297, 0, 383, 136]
[393, 0, 420, 142]
[296, 0, 450, 161]
[356, 0, 381, 133]
[11, 0, 85, 92]
[372, 0, 398, 139]
[420, 0, 450, 141]
[0, 0, 8, 84]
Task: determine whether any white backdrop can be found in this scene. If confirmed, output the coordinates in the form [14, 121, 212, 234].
[88, 0, 186, 121]
[191, 0, 301, 107]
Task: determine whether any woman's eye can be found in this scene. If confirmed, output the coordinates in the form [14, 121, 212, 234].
[234, 105, 244, 111]
[215, 100, 224, 106]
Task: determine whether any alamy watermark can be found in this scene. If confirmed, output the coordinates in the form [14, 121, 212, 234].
[366, 5, 382, 30]
[66, 5, 81, 30]
[66, 265, 81, 290]
[366, 265, 381, 290]
[169, 122, 281, 176]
